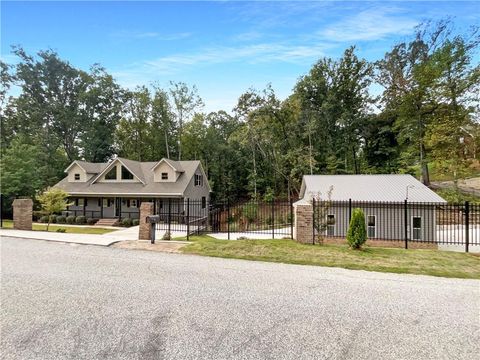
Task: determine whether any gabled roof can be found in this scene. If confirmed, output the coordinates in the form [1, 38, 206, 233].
[65, 160, 107, 174]
[55, 158, 207, 197]
[91, 157, 145, 185]
[151, 158, 184, 173]
[299, 174, 446, 203]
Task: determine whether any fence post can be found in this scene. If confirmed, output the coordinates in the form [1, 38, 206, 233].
[186, 198, 190, 241]
[168, 199, 171, 236]
[227, 198, 230, 240]
[348, 198, 352, 223]
[312, 198, 316, 245]
[465, 201, 469, 253]
[271, 199, 275, 239]
[404, 199, 408, 249]
[290, 198, 293, 239]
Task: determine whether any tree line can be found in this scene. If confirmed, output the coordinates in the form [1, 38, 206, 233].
[1, 20, 479, 209]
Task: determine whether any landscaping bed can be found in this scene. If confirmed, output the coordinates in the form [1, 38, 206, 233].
[181, 236, 480, 279]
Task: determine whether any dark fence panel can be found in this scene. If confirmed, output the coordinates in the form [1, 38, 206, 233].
[154, 198, 294, 240]
[313, 200, 479, 252]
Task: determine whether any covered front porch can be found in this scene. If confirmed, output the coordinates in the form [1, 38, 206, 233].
[65, 197, 184, 220]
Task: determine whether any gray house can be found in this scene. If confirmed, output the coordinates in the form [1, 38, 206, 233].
[298, 175, 447, 242]
[54, 157, 211, 222]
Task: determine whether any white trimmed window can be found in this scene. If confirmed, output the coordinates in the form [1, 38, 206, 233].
[412, 216, 422, 240]
[131, 199, 137, 208]
[195, 174, 203, 186]
[367, 215, 376, 238]
[326, 214, 335, 236]
[74, 173, 80, 181]
[161, 172, 168, 180]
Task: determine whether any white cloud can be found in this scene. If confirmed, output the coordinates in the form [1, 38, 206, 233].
[110, 30, 192, 41]
[319, 6, 419, 42]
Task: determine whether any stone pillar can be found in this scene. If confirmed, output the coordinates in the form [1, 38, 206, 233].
[13, 198, 33, 231]
[138, 202, 154, 240]
[293, 199, 314, 244]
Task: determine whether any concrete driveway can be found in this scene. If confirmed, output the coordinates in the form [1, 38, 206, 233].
[1, 236, 479, 359]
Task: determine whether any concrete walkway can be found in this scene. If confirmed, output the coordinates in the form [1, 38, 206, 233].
[0, 226, 139, 246]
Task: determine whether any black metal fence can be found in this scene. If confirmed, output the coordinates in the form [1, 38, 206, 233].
[313, 199, 479, 252]
[154, 198, 294, 240]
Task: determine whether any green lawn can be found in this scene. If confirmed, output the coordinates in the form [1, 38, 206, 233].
[181, 236, 480, 279]
[1, 220, 116, 235]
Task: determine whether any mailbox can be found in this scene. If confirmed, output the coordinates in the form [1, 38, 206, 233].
[146, 215, 160, 224]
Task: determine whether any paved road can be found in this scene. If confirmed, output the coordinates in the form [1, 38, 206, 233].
[1, 237, 479, 360]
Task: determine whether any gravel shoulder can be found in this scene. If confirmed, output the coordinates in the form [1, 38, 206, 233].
[1, 236, 479, 360]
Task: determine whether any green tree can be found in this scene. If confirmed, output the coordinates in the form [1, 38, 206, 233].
[347, 208, 367, 249]
[36, 187, 72, 231]
[169, 81, 204, 160]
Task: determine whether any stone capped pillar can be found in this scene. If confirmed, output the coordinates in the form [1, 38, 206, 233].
[13, 198, 33, 230]
[293, 199, 314, 244]
[138, 202, 154, 240]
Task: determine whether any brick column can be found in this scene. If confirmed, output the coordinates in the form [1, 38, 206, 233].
[13, 198, 33, 230]
[293, 199, 314, 244]
[138, 202, 154, 240]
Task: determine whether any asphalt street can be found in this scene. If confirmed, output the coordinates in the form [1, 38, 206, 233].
[1, 236, 479, 360]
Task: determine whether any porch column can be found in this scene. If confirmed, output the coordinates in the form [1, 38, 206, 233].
[100, 197, 103, 218]
[118, 197, 122, 219]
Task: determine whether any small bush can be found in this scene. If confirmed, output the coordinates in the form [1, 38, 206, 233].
[162, 231, 171, 240]
[347, 208, 367, 249]
[75, 216, 86, 225]
[49, 215, 57, 224]
[56, 215, 66, 224]
[237, 236, 249, 240]
[39, 216, 49, 223]
[86, 218, 99, 225]
[132, 219, 139, 226]
[66, 216, 76, 224]
[56, 228, 66, 233]
[121, 218, 132, 227]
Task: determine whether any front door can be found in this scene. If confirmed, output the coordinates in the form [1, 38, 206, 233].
[115, 197, 121, 218]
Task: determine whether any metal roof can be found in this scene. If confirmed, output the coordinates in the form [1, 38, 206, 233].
[299, 175, 447, 203]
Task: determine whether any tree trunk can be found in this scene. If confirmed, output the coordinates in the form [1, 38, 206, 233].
[420, 142, 430, 186]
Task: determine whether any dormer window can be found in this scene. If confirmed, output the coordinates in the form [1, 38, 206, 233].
[121, 166, 134, 180]
[74, 173, 80, 181]
[105, 167, 117, 180]
[161, 172, 168, 180]
[195, 174, 203, 186]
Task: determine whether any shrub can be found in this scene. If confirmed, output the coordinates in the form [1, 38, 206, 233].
[132, 219, 139, 226]
[75, 216, 86, 225]
[56, 228, 66, 233]
[347, 208, 367, 249]
[39, 216, 49, 223]
[242, 202, 258, 222]
[56, 215, 66, 224]
[66, 216, 76, 224]
[86, 218, 99, 225]
[49, 215, 57, 224]
[121, 218, 132, 227]
[162, 231, 171, 240]
[237, 236, 249, 240]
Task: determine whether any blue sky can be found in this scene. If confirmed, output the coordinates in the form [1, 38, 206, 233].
[2, 1, 479, 112]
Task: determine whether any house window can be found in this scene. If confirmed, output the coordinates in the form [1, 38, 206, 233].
[326, 214, 335, 236]
[158, 199, 163, 209]
[412, 216, 422, 240]
[74, 173, 80, 181]
[105, 166, 117, 180]
[131, 199, 137, 208]
[195, 174, 203, 186]
[121, 166, 134, 180]
[98, 198, 102, 207]
[75, 198, 84, 207]
[367, 215, 376, 238]
[161, 172, 168, 180]
[201, 197, 206, 209]
[103, 198, 113, 207]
